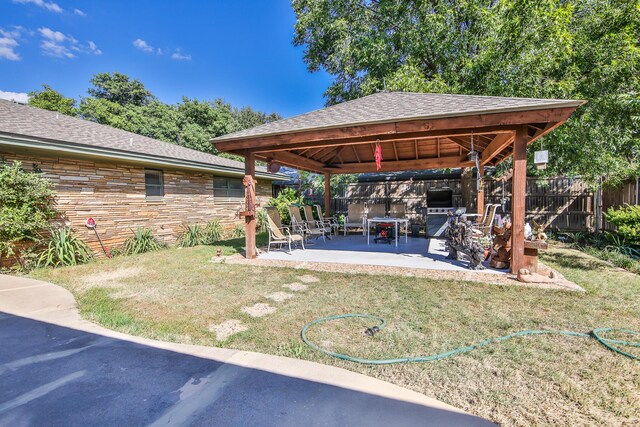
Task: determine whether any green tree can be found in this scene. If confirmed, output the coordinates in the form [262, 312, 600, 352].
[28, 84, 78, 116]
[293, 0, 640, 184]
[0, 161, 58, 260]
[231, 107, 281, 132]
[88, 72, 155, 106]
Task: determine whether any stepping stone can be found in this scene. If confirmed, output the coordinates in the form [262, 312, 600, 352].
[208, 319, 247, 341]
[265, 292, 294, 302]
[282, 283, 308, 292]
[297, 275, 320, 283]
[242, 303, 276, 318]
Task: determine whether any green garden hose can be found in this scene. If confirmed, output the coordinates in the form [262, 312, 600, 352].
[301, 313, 640, 364]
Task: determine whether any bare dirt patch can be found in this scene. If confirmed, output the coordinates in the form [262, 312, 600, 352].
[282, 283, 308, 292]
[265, 292, 295, 302]
[79, 267, 146, 290]
[297, 274, 321, 283]
[223, 255, 583, 291]
[208, 319, 247, 341]
[241, 303, 277, 317]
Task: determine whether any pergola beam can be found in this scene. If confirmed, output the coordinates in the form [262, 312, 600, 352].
[329, 155, 475, 174]
[259, 151, 326, 174]
[240, 126, 516, 154]
[214, 107, 577, 152]
[481, 133, 514, 166]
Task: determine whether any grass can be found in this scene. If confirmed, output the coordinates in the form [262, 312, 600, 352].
[29, 239, 640, 426]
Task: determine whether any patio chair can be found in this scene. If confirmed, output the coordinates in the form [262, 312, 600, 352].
[288, 205, 326, 242]
[303, 205, 331, 237]
[472, 204, 500, 237]
[366, 203, 387, 234]
[390, 203, 407, 233]
[367, 203, 386, 219]
[344, 203, 366, 236]
[265, 207, 305, 253]
[314, 204, 340, 236]
[465, 203, 491, 224]
[389, 203, 406, 218]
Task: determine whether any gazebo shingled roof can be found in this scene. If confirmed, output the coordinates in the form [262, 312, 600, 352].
[211, 91, 585, 272]
[212, 92, 585, 175]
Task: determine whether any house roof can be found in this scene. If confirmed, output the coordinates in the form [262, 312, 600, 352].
[213, 92, 585, 142]
[0, 99, 284, 180]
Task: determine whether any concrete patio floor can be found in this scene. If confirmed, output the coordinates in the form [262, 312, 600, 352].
[259, 234, 507, 275]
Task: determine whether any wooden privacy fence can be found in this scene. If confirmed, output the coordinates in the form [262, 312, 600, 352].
[332, 179, 463, 223]
[330, 177, 600, 231]
[484, 177, 593, 231]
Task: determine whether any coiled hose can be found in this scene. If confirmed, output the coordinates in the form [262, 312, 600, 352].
[301, 313, 640, 365]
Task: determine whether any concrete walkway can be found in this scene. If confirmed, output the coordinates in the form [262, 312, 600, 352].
[0, 274, 493, 426]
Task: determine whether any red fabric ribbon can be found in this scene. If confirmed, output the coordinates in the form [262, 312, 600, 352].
[374, 143, 383, 171]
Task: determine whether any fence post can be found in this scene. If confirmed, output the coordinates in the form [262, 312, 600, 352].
[594, 177, 602, 232]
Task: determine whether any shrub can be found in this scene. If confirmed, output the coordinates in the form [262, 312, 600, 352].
[123, 227, 163, 255]
[37, 227, 93, 267]
[267, 188, 305, 225]
[256, 208, 268, 233]
[230, 223, 245, 238]
[202, 220, 224, 244]
[177, 224, 203, 247]
[0, 161, 58, 261]
[604, 205, 640, 244]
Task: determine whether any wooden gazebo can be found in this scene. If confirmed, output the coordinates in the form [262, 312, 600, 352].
[211, 92, 584, 273]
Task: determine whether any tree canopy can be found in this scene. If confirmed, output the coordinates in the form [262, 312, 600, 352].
[293, 0, 640, 185]
[28, 72, 281, 157]
[28, 85, 77, 117]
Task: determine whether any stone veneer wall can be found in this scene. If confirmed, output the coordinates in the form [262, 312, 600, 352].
[1, 149, 272, 259]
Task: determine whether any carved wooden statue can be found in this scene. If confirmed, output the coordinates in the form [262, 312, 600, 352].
[445, 210, 486, 270]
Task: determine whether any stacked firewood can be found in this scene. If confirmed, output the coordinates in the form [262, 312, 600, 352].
[490, 219, 512, 270]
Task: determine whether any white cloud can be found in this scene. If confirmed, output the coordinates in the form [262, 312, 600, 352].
[0, 27, 23, 61]
[12, 0, 63, 13]
[38, 27, 66, 43]
[73, 8, 86, 17]
[171, 50, 191, 61]
[87, 41, 102, 55]
[0, 90, 29, 103]
[133, 38, 154, 53]
[37, 27, 100, 58]
[38, 27, 74, 57]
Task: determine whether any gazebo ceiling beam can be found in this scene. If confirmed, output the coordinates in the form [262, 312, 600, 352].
[329, 155, 475, 174]
[245, 126, 516, 154]
[215, 107, 576, 152]
[481, 133, 514, 166]
[258, 151, 326, 174]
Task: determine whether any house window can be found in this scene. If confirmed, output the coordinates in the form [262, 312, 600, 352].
[145, 169, 164, 199]
[214, 176, 244, 201]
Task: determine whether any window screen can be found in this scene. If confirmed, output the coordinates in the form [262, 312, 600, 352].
[145, 169, 164, 198]
[214, 177, 244, 201]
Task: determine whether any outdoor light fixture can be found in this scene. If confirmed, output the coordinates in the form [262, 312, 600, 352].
[534, 150, 549, 170]
[267, 160, 281, 173]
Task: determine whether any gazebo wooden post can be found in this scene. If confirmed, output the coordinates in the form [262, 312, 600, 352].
[477, 165, 485, 216]
[244, 150, 256, 259]
[511, 126, 528, 273]
[324, 173, 331, 217]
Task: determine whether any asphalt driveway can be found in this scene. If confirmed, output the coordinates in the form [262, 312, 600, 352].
[0, 275, 492, 426]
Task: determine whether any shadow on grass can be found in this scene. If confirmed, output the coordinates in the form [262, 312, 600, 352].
[541, 250, 609, 271]
[211, 232, 268, 256]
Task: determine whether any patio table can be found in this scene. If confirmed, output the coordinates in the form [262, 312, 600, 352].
[367, 217, 409, 247]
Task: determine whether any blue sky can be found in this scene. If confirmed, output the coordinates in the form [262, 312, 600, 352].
[0, 0, 333, 117]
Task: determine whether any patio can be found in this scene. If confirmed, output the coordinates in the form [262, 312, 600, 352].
[211, 91, 586, 274]
[259, 233, 507, 274]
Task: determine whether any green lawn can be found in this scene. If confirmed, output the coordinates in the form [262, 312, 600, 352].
[30, 241, 640, 426]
